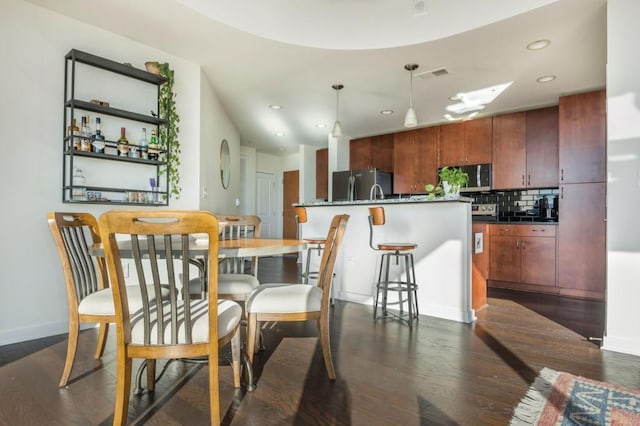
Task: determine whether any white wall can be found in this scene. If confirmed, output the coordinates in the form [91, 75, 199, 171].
[0, 0, 236, 344]
[603, 0, 640, 356]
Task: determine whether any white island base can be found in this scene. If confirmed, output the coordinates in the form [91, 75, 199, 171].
[298, 199, 475, 324]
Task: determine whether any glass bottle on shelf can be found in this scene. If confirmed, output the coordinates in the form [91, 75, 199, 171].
[67, 118, 80, 151]
[147, 128, 159, 160]
[117, 127, 129, 157]
[139, 128, 148, 160]
[72, 167, 87, 201]
[80, 115, 92, 152]
[92, 117, 106, 153]
[129, 136, 139, 159]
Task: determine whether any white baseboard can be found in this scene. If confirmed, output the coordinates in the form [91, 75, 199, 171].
[0, 322, 95, 346]
[602, 335, 640, 357]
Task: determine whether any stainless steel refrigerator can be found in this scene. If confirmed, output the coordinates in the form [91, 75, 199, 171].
[332, 169, 392, 201]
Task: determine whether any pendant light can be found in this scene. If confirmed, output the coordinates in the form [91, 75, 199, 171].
[331, 84, 344, 137]
[404, 64, 419, 128]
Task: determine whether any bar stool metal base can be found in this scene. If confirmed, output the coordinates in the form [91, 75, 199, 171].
[302, 243, 324, 284]
[373, 251, 419, 326]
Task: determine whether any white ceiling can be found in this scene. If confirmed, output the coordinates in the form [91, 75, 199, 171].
[28, 0, 606, 155]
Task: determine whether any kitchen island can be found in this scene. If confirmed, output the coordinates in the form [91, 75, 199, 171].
[296, 197, 475, 323]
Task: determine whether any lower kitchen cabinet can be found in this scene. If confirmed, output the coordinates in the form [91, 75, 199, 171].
[488, 224, 557, 291]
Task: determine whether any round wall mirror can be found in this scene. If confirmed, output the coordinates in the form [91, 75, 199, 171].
[220, 139, 231, 189]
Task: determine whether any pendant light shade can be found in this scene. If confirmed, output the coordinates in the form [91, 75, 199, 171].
[331, 84, 344, 137]
[404, 64, 419, 128]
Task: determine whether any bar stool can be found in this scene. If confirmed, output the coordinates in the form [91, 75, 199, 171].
[368, 206, 419, 326]
[295, 206, 326, 284]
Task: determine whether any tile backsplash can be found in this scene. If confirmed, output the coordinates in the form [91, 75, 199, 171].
[471, 188, 559, 213]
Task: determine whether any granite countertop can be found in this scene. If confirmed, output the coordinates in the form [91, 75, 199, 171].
[297, 196, 473, 207]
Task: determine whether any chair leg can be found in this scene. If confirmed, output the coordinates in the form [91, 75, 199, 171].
[208, 349, 221, 425]
[317, 317, 336, 380]
[230, 326, 241, 388]
[113, 353, 132, 426]
[246, 313, 258, 363]
[94, 321, 109, 359]
[146, 359, 156, 392]
[59, 317, 80, 387]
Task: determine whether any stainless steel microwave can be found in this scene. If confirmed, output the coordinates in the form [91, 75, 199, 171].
[440, 163, 492, 192]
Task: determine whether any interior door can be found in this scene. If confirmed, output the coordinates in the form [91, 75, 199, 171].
[256, 172, 277, 238]
[283, 170, 299, 240]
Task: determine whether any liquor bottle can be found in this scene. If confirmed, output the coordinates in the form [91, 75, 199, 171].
[72, 167, 87, 201]
[117, 127, 129, 157]
[67, 118, 80, 151]
[80, 115, 92, 152]
[147, 128, 159, 160]
[92, 117, 106, 153]
[139, 128, 149, 160]
[128, 135, 139, 159]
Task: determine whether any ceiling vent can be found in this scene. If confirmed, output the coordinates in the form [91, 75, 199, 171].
[415, 67, 449, 79]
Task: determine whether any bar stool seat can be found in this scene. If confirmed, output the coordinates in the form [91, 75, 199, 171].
[368, 207, 419, 326]
[295, 207, 326, 284]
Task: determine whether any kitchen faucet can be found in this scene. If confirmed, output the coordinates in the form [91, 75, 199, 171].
[370, 183, 385, 200]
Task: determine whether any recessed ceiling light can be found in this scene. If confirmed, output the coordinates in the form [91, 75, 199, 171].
[275, 132, 285, 137]
[380, 110, 394, 115]
[269, 104, 282, 110]
[536, 75, 556, 83]
[316, 123, 327, 128]
[527, 39, 551, 50]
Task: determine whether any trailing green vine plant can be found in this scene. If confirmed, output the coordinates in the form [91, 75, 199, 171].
[148, 62, 181, 199]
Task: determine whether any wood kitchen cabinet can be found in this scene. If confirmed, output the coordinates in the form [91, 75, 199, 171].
[349, 134, 394, 172]
[557, 182, 606, 300]
[488, 224, 557, 290]
[393, 127, 439, 193]
[315, 148, 328, 200]
[439, 117, 492, 167]
[492, 107, 559, 190]
[559, 90, 606, 184]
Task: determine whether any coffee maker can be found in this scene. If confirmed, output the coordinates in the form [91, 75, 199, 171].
[538, 195, 559, 221]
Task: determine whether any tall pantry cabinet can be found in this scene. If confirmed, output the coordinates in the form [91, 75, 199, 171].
[557, 89, 607, 300]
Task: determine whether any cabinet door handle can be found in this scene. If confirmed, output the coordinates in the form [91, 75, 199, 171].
[561, 168, 564, 181]
[527, 174, 531, 186]
[561, 187, 564, 199]
[516, 240, 520, 249]
[522, 175, 525, 186]
[521, 240, 526, 250]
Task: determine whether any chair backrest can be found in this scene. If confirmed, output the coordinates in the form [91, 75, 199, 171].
[99, 210, 220, 347]
[368, 207, 386, 250]
[47, 212, 108, 309]
[317, 214, 349, 311]
[216, 214, 261, 275]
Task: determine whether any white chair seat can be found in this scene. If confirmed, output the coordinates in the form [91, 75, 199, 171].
[218, 273, 259, 294]
[130, 299, 242, 345]
[78, 285, 169, 316]
[247, 283, 322, 314]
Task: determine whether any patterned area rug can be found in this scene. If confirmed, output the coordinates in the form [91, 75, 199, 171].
[510, 367, 640, 425]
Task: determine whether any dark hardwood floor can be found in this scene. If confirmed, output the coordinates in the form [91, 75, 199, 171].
[1, 257, 638, 425]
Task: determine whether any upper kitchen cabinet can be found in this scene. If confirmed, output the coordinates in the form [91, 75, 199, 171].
[559, 90, 606, 184]
[349, 134, 394, 172]
[393, 127, 439, 194]
[439, 117, 492, 167]
[492, 112, 526, 189]
[315, 148, 328, 200]
[526, 106, 559, 188]
[492, 107, 559, 190]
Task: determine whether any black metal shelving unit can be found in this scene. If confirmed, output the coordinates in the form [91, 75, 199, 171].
[63, 48, 170, 205]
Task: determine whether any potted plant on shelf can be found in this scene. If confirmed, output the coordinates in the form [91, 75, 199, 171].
[145, 61, 181, 199]
[438, 166, 469, 198]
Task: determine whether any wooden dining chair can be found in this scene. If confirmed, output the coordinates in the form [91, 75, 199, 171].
[99, 210, 243, 425]
[245, 214, 349, 380]
[47, 212, 112, 387]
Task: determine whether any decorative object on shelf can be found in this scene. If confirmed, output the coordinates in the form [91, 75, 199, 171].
[145, 61, 182, 199]
[403, 63, 419, 128]
[331, 83, 344, 138]
[220, 139, 231, 189]
[423, 183, 444, 200]
[438, 166, 468, 198]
